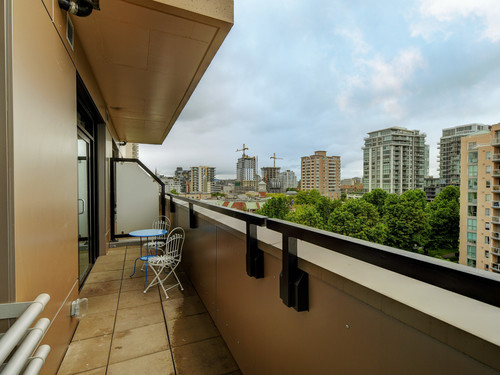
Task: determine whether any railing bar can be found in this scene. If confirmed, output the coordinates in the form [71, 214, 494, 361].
[2, 318, 50, 375]
[0, 294, 50, 365]
[23, 345, 51, 375]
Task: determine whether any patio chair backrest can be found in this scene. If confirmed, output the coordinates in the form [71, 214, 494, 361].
[164, 227, 185, 261]
[152, 216, 170, 239]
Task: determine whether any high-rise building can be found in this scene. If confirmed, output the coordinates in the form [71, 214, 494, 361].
[236, 155, 257, 193]
[301, 151, 341, 199]
[261, 167, 281, 193]
[362, 127, 428, 194]
[191, 166, 215, 193]
[439, 124, 489, 186]
[174, 167, 191, 193]
[459, 124, 499, 273]
[280, 170, 298, 191]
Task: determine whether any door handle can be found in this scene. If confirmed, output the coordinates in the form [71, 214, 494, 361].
[78, 198, 86, 215]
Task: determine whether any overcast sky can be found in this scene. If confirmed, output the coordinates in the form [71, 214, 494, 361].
[139, 0, 500, 179]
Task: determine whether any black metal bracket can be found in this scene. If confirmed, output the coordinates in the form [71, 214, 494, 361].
[189, 203, 196, 229]
[246, 222, 264, 278]
[169, 195, 175, 213]
[280, 236, 309, 311]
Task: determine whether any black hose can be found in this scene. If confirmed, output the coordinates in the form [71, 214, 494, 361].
[58, 0, 93, 17]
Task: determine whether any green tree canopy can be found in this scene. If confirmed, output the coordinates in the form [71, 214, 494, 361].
[294, 190, 322, 205]
[314, 196, 342, 229]
[362, 188, 389, 216]
[285, 205, 323, 229]
[256, 196, 290, 219]
[426, 185, 460, 251]
[328, 199, 387, 244]
[383, 190, 430, 251]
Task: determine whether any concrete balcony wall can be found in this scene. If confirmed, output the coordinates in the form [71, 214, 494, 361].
[169, 199, 500, 375]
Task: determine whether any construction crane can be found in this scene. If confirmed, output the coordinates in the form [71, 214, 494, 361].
[236, 144, 249, 157]
[270, 153, 283, 168]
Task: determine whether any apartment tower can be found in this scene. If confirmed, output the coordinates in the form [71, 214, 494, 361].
[191, 166, 215, 193]
[301, 151, 341, 198]
[261, 166, 281, 193]
[363, 127, 428, 194]
[459, 124, 500, 273]
[439, 124, 489, 186]
[236, 155, 257, 192]
[280, 169, 298, 191]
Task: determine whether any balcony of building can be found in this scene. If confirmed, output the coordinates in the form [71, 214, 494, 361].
[491, 137, 500, 147]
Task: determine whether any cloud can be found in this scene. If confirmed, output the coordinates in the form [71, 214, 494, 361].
[336, 47, 426, 118]
[335, 27, 371, 55]
[411, 0, 500, 42]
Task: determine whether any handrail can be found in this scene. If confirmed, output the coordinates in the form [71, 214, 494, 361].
[0, 294, 51, 374]
[170, 195, 500, 309]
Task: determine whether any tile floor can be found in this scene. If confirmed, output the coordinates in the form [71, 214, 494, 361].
[57, 246, 241, 375]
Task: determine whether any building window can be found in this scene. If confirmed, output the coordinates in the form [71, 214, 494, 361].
[467, 245, 477, 258]
[467, 232, 477, 244]
[486, 194, 492, 202]
[486, 222, 491, 230]
[468, 178, 478, 190]
[485, 236, 490, 245]
[486, 180, 491, 188]
[485, 250, 490, 258]
[468, 192, 477, 203]
[468, 206, 477, 217]
[467, 259, 476, 267]
[467, 218, 477, 231]
[486, 165, 492, 174]
[468, 165, 478, 176]
[486, 208, 491, 216]
[486, 151, 492, 160]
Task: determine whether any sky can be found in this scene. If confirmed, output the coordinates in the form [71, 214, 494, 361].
[139, 0, 500, 179]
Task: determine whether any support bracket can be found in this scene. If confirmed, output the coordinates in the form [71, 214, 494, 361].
[279, 236, 309, 311]
[246, 222, 264, 278]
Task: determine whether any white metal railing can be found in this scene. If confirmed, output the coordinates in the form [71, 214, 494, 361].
[0, 294, 51, 375]
[493, 169, 500, 176]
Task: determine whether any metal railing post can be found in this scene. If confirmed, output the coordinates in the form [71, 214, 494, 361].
[246, 222, 263, 278]
[280, 235, 308, 311]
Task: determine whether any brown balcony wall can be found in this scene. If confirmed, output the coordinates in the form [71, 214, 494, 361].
[169, 200, 500, 374]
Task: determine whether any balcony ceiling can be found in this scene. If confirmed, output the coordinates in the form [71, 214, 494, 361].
[72, 0, 233, 144]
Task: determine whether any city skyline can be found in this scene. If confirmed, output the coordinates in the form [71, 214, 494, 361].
[139, 0, 500, 179]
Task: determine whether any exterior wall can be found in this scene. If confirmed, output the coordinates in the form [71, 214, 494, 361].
[172, 202, 500, 375]
[301, 151, 341, 198]
[459, 126, 500, 274]
[191, 166, 215, 193]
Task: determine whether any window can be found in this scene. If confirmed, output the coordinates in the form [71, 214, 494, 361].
[467, 259, 477, 267]
[485, 250, 490, 258]
[485, 236, 490, 245]
[486, 151, 492, 160]
[468, 151, 478, 163]
[486, 194, 492, 202]
[467, 232, 477, 244]
[468, 192, 477, 203]
[467, 245, 477, 258]
[486, 180, 491, 188]
[467, 219, 477, 231]
[486, 165, 492, 174]
[468, 165, 478, 176]
[486, 208, 491, 216]
[486, 222, 491, 230]
[468, 178, 478, 190]
[468, 206, 477, 217]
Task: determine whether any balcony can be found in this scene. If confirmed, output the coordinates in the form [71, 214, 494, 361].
[491, 247, 500, 256]
[492, 201, 500, 208]
[491, 232, 500, 240]
[492, 216, 500, 224]
[492, 138, 500, 147]
[493, 170, 500, 177]
[493, 154, 500, 161]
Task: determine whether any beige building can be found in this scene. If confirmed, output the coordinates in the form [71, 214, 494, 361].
[0, 1, 233, 373]
[459, 124, 500, 273]
[301, 151, 341, 199]
[191, 166, 215, 193]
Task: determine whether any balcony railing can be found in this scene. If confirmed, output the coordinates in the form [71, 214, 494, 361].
[492, 185, 500, 192]
[165, 194, 500, 374]
[491, 247, 500, 256]
[492, 201, 500, 208]
[493, 170, 500, 177]
[493, 154, 500, 161]
[492, 216, 500, 224]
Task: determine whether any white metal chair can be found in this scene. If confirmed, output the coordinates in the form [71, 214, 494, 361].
[144, 227, 185, 299]
[147, 215, 171, 253]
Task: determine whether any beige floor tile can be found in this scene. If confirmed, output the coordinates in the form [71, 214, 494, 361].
[107, 350, 174, 375]
[80, 280, 121, 298]
[162, 295, 206, 321]
[92, 261, 124, 273]
[118, 288, 161, 309]
[96, 254, 125, 265]
[172, 337, 238, 375]
[86, 270, 123, 284]
[109, 322, 169, 364]
[160, 282, 196, 301]
[114, 303, 164, 332]
[73, 311, 116, 341]
[74, 367, 107, 375]
[57, 335, 112, 375]
[87, 293, 119, 314]
[167, 312, 219, 347]
[121, 276, 147, 292]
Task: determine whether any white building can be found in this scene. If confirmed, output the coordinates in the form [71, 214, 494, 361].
[280, 169, 298, 191]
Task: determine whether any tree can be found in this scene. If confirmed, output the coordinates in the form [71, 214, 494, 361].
[170, 189, 179, 195]
[328, 199, 387, 244]
[285, 205, 323, 229]
[362, 188, 388, 216]
[256, 196, 290, 219]
[383, 190, 430, 251]
[294, 190, 322, 205]
[426, 185, 460, 252]
[314, 196, 342, 229]
[211, 192, 225, 198]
